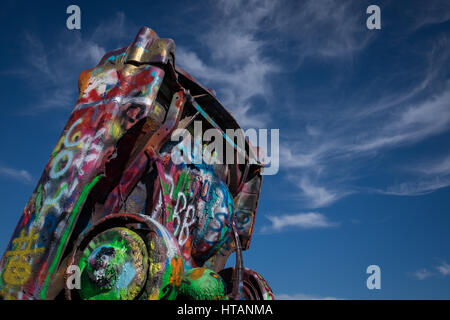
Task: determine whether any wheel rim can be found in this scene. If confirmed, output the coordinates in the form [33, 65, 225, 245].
[76, 227, 148, 300]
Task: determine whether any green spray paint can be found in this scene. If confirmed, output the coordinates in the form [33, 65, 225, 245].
[179, 267, 227, 300]
[40, 175, 102, 299]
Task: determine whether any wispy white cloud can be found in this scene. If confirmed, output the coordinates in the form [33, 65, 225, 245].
[383, 153, 450, 196]
[296, 178, 349, 208]
[11, 12, 135, 114]
[410, 261, 450, 280]
[280, 143, 320, 170]
[350, 89, 450, 153]
[176, 0, 278, 128]
[411, 269, 433, 280]
[383, 176, 450, 196]
[413, 154, 450, 176]
[261, 212, 338, 233]
[293, 81, 450, 168]
[0, 165, 32, 184]
[177, 0, 374, 129]
[277, 292, 341, 300]
[410, 1, 450, 30]
[281, 34, 450, 205]
[271, 0, 373, 60]
[436, 262, 450, 276]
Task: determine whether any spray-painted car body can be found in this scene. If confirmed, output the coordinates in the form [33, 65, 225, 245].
[0, 27, 274, 300]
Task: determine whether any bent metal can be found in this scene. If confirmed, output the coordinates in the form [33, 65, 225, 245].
[0, 26, 275, 300]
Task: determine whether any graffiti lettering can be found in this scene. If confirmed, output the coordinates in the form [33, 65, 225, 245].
[3, 229, 44, 286]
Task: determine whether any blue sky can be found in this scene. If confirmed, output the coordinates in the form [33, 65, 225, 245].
[0, 0, 450, 299]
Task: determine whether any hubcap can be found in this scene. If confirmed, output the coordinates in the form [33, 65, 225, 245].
[77, 227, 148, 300]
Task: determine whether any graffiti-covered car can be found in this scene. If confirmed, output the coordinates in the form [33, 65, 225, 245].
[0, 26, 274, 300]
